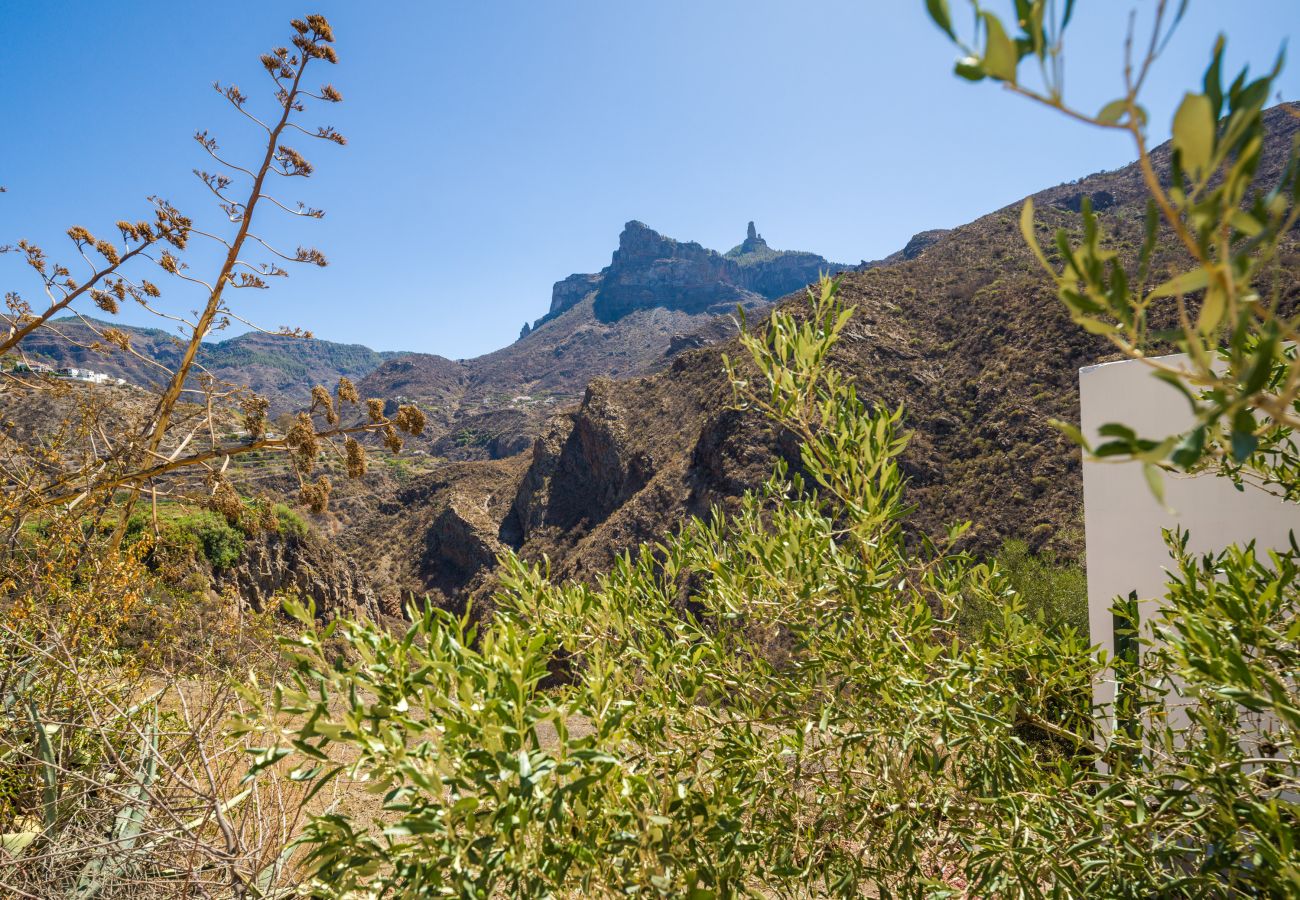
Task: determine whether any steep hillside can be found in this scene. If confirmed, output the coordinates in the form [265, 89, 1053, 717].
[367, 221, 849, 409]
[355, 220, 851, 459]
[351, 103, 1300, 612]
[18, 319, 396, 411]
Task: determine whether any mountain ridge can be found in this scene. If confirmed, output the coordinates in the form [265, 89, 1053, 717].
[340, 102, 1300, 612]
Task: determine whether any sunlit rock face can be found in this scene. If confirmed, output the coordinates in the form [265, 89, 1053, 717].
[591, 220, 847, 322]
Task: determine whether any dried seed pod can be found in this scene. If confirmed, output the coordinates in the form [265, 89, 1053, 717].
[242, 395, 270, 438]
[286, 412, 320, 474]
[336, 375, 359, 404]
[393, 404, 426, 436]
[210, 480, 244, 524]
[311, 384, 338, 424]
[300, 475, 332, 514]
[382, 425, 403, 454]
[344, 437, 367, 477]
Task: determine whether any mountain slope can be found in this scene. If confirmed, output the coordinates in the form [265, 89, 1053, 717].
[18, 319, 396, 411]
[366, 220, 849, 408]
[349, 102, 1300, 610]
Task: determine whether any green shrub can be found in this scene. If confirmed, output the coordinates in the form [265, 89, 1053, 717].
[271, 503, 308, 538]
[959, 538, 1088, 640]
[244, 278, 1299, 897]
[163, 512, 245, 570]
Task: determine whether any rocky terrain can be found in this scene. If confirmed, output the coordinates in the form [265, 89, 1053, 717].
[341, 103, 1300, 614]
[214, 526, 388, 621]
[14, 104, 1298, 620]
[18, 319, 397, 411]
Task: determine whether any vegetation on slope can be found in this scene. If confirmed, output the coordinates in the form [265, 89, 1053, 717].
[3, 2, 1299, 897]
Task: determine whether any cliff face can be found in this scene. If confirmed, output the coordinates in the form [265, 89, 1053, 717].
[214, 529, 388, 620]
[550, 273, 605, 318]
[352, 103, 1300, 614]
[516, 221, 848, 332]
[591, 221, 847, 322]
[592, 222, 762, 321]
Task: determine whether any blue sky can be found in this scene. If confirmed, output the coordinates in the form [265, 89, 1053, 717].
[2, 1, 1296, 358]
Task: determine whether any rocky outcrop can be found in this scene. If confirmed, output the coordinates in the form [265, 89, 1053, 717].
[898, 229, 951, 260]
[1053, 190, 1117, 213]
[215, 530, 386, 619]
[593, 222, 760, 321]
[502, 413, 574, 545]
[507, 221, 851, 324]
[421, 495, 508, 598]
[504, 379, 654, 543]
[550, 273, 604, 317]
[856, 229, 954, 270]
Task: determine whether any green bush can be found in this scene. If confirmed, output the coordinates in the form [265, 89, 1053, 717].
[163, 512, 245, 570]
[271, 503, 308, 538]
[958, 538, 1088, 640]
[243, 279, 1299, 896]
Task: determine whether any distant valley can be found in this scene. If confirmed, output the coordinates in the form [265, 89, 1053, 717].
[22, 220, 848, 450]
[15, 104, 1299, 619]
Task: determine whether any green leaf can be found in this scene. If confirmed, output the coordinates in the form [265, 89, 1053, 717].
[1074, 316, 1121, 335]
[1204, 35, 1225, 117]
[925, 0, 956, 40]
[1196, 285, 1226, 335]
[1170, 426, 1206, 469]
[1098, 423, 1137, 441]
[1230, 209, 1264, 237]
[981, 12, 1018, 82]
[1149, 267, 1209, 298]
[1171, 92, 1215, 177]
[27, 702, 58, 830]
[1231, 429, 1259, 463]
[1143, 462, 1166, 506]
[1231, 409, 1259, 462]
[1097, 99, 1128, 126]
[1019, 198, 1052, 272]
[1049, 418, 1091, 452]
[1, 830, 39, 857]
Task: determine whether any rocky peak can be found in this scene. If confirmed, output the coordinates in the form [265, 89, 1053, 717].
[522, 220, 848, 326]
[734, 220, 769, 256]
[595, 222, 752, 321]
[610, 220, 707, 267]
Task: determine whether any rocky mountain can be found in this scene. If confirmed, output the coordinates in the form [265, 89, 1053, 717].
[352, 220, 850, 457]
[17, 318, 397, 411]
[14, 220, 852, 476]
[523, 220, 847, 332]
[357, 221, 849, 420]
[344, 103, 1300, 613]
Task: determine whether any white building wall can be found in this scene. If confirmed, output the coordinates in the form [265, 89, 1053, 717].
[1079, 353, 1299, 723]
